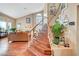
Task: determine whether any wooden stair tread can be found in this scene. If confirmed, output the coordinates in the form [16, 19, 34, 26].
[32, 43, 51, 55]
[28, 46, 47, 56]
[36, 37, 49, 42]
[33, 40, 50, 48]
[31, 38, 51, 55]
[25, 50, 35, 56]
[27, 24, 52, 56]
[35, 39, 49, 45]
[34, 40, 51, 50]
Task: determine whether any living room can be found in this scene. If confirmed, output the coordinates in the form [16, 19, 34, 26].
[0, 3, 46, 56]
[0, 0, 79, 59]
[0, 3, 79, 56]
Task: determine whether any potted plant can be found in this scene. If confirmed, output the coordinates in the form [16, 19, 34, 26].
[10, 28, 16, 32]
[51, 21, 64, 45]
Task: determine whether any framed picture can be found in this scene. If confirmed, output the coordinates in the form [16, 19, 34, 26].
[26, 18, 31, 23]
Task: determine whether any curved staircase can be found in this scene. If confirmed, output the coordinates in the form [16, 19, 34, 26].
[26, 4, 62, 56]
[27, 24, 52, 56]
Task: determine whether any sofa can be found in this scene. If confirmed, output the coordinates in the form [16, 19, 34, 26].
[0, 32, 7, 39]
[8, 32, 29, 42]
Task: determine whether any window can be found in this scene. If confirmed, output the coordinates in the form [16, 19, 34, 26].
[35, 13, 43, 32]
[7, 22, 12, 29]
[16, 23, 21, 30]
[0, 21, 7, 30]
[36, 13, 43, 24]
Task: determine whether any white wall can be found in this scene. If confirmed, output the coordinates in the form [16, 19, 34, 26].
[56, 3, 79, 56]
[0, 13, 16, 28]
[63, 4, 77, 55]
[77, 5, 79, 56]
[16, 14, 35, 31]
[16, 11, 43, 31]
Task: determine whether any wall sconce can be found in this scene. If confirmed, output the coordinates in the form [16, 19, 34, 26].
[69, 21, 75, 25]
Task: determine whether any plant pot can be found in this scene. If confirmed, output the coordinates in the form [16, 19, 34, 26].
[59, 41, 64, 46]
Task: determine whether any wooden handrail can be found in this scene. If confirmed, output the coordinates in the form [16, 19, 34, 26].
[28, 20, 43, 44]
[30, 20, 43, 32]
[48, 4, 62, 47]
[48, 3, 61, 41]
[48, 3, 61, 24]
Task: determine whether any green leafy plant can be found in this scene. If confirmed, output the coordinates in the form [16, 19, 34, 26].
[52, 21, 64, 45]
[10, 28, 16, 32]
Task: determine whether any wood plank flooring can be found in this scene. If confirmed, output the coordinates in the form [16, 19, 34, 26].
[7, 42, 28, 56]
[0, 38, 51, 56]
[0, 24, 52, 56]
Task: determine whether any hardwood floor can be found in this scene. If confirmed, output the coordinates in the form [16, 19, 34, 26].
[0, 34, 52, 56]
[7, 42, 28, 56]
[0, 37, 51, 56]
[0, 38, 52, 56]
[0, 24, 52, 56]
[0, 38, 9, 56]
[0, 38, 29, 56]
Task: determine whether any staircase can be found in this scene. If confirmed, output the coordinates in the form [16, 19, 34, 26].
[27, 24, 52, 56]
[26, 4, 62, 56]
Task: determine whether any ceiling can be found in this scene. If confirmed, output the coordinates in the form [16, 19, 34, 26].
[0, 3, 44, 18]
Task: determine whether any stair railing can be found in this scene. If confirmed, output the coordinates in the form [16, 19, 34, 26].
[48, 3, 61, 25]
[28, 20, 43, 47]
[48, 3, 62, 38]
[47, 4, 62, 55]
[48, 3, 61, 37]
